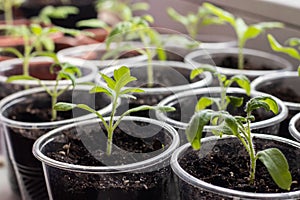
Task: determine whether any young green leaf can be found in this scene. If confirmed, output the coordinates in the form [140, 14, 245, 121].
[54, 102, 77, 111]
[229, 75, 251, 95]
[186, 109, 214, 149]
[268, 34, 300, 60]
[195, 97, 215, 111]
[257, 148, 292, 190]
[203, 3, 283, 69]
[245, 96, 278, 115]
[226, 96, 244, 108]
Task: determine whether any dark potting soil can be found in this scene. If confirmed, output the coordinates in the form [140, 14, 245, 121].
[258, 83, 300, 104]
[43, 121, 174, 200]
[178, 137, 300, 199]
[125, 66, 203, 111]
[0, 61, 91, 100]
[219, 56, 278, 71]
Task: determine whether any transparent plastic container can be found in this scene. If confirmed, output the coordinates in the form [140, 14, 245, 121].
[171, 134, 300, 199]
[33, 117, 180, 200]
[184, 48, 293, 81]
[156, 87, 288, 143]
[57, 42, 148, 70]
[289, 112, 300, 142]
[252, 71, 300, 139]
[0, 85, 113, 200]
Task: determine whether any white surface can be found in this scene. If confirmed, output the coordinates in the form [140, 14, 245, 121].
[0, 157, 20, 200]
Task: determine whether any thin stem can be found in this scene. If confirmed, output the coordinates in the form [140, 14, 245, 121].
[238, 42, 244, 70]
[4, 0, 13, 25]
[246, 115, 256, 184]
[216, 73, 227, 111]
[146, 50, 153, 87]
[106, 93, 118, 155]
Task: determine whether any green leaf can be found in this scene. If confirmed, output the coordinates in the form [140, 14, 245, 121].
[100, 73, 116, 89]
[89, 86, 112, 97]
[114, 66, 130, 81]
[298, 66, 300, 76]
[76, 19, 108, 29]
[227, 96, 244, 108]
[0, 47, 23, 58]
[6, 75, 38, 83]
[286, 37, 300, 47]
[203, 2, 235, 26]
[245, 96, 278, 115]
[123, 105, 175, 116]
[30, 24, 43, 36]
[190, 65, 216, 80]
[268, 34, 300, 60]
[257, 148, 292, 190]
[186, 109, 214, 150]
[54, 102, 77, 111]
[230, 75, 251, 95]
[235, 18, 248, 44]
[120, 88, 144, 95]
[167, 7, 189, 26]
[195, 97, 215, 111]
[41, 37, 55, 52]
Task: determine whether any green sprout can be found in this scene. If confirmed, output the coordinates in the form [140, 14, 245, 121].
[6, 62, 81, 121]
[54, 66, 174, 155]
[105, 15, 166, 87]
[190, 64, 250, 112]
[267, 34, 300, 76]
[0, 0, 24, 25]
[203, 2, 284, 70]
[167, 5, 225, 40]
[186, 96, 292, 190]
[96, 0, 149, 22]
[0, 23, 86, 77]
[31, 5, 79, 26]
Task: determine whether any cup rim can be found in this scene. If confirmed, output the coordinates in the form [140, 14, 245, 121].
[171, 133, 300, 199]
[32, 116, 180, 173]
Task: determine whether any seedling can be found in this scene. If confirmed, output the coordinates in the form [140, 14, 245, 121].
[54, 66, 175, 155]
[31, 5, 79, 26]
[203, 2, 284, 70]
[190, 64, 250, 111]
[167, 5, 224, 40]
[96, 0, 149, 22]
[186, 96, 292, 190]
[267, 34, 300, 75]
[6, 61, 81, 121]
[0, 0, 24, 25]
[105, 15, 166, 87]
[0, 23, 84, 77]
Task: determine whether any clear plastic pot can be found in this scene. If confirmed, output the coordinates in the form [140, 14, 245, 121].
[289, 112, 300, 142]
[0, 85, 113, 200]
[0, 56, 97, 100]
[184, 48, 293, 81]
[33, 116, 180, 200]
[171, 134, 300, 199]
[156, 87, 288, 143]
[57, 42, 148, 70]
[251, 71, 300, 139]
[159, 34, 237, 61]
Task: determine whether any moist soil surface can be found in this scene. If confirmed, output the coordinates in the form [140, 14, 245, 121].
[118, 66, 204, 118]
[258, 83, 300, 104]
[43, 121, 174, 200]
[219, 56, 279, 70]
[179, 137, 300, 199]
